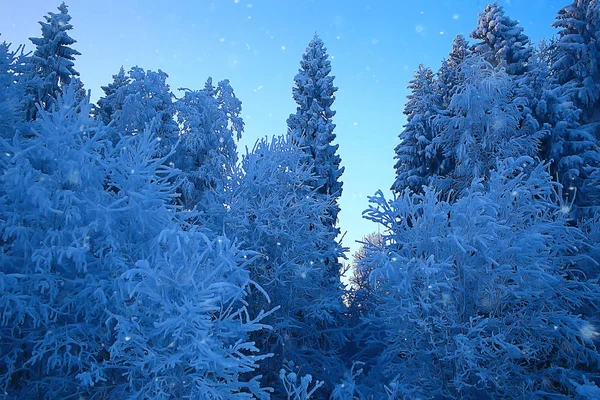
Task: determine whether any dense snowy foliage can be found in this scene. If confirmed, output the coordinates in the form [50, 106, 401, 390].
[225, 137, 346, 395]
[359, 158, 599, 398]
[0, 1, 599, 399]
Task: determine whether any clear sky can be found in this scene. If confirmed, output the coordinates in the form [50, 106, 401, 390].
[1, 0, 566, 259]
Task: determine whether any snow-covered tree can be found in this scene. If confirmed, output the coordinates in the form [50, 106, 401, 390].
[23, 2, 80, 119]
[471, 1, 533, 76]
[0, 83, 271, 398]
[95, 66, 129, 126]
[449, 35, 471, 70]
[96, 66, 178, 152]
[0, 83, 112, 398]
[287, 34, 344, 227]
[346, 232, 382, 322]
[361, 157, 600, 399]
[225, 136, 346, 397]
[546, 0, 600, 216]
[0, 40, 27, 140]
[392, 65, 442, 194]
[536, 83, 600, 216]
[173, 78, 243, 223]
[551, 0, 600, 125]
[434, 55, 541, 197]
[437, 35, 472, 108]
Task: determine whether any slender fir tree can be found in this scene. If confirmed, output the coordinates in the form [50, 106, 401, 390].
[287, 34, 346, 294]
[24, 2, 80, 119]
[287, 34, 344, 229]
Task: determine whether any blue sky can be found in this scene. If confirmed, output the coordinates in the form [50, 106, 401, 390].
[1, 0, 566, 258]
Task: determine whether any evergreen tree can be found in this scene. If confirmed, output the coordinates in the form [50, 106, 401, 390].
[470, 1, 533, 76]
[431, 35, 473, 192]
[536, 83, 600, 215]
[449, 35, 471, 70]
[225, 136, 346, 397]
[173, 78, 243, 229]
[547, 0, 600, 215]
[437, 35, 472, 108]
[0, 40, 26, 140]
[346, 232, 382, 328]
[362, 157, 600, 398]
[287, 34, 344, 228]
[0, 84, 271, 398]
[95, 66, 129, 126]
[551, 0, 600, 125]
[391, 65, 442, 194]
[95, 66, 178, 152]
[434, 55, 541, 197]
[393, 36, 473, 197]
[24, 2, 80, 119]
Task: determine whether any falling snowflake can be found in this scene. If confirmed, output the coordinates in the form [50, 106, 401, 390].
[581, 324, 599, 340]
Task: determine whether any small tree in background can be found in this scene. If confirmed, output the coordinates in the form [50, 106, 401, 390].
[391, 65, 442, 195]
[95, 66, 130, 126]
[95, 66, 178, 153]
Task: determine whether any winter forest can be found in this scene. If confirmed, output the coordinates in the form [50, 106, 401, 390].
[0, 0, 600, 399]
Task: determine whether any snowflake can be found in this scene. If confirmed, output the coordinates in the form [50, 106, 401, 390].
[581, 324, 599, 340]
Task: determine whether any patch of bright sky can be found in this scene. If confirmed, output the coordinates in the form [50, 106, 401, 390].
[1, 0, 565, 262]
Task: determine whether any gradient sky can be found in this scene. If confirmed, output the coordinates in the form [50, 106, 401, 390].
[1, 0, 566, 259]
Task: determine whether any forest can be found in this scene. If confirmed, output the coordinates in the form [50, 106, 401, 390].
[0, 1, 599, 399]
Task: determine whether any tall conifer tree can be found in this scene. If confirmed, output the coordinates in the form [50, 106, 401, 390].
[287, 34, 345, 287]
[287, 34, 344, 229]
[24, 2, 80, 119]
